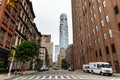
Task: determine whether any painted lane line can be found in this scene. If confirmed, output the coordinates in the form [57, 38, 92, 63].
[66, 76, 71, 79]
[71, 75, 77, 79]
[41, 76, 46, 79]
[35, 76, 41, 79]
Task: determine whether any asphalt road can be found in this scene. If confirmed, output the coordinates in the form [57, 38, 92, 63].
[9, 70, 120, 80]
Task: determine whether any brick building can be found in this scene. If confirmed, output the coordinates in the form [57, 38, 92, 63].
[0, 0, 42, 70]
[0, 0, 19, 68]
[72, 0, 120, 73]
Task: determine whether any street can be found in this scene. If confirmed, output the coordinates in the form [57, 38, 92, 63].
[9, 70, 120, 80]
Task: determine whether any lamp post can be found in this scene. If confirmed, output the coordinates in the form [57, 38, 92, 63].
[8, 50, 16, 77]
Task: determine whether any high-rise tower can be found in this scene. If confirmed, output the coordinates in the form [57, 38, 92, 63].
[59, 13, 69, 49]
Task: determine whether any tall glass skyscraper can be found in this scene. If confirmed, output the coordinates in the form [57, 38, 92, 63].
[59, 13, 69, 49]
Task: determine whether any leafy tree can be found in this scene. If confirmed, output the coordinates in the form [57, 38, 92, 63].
[35, 58, 43, 70]
[61, 59, 68, 70]
[15, 40, 39, 62]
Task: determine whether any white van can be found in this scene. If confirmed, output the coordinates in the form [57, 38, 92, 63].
[82, 64, 89, 72]
[89, 62, 113, 76]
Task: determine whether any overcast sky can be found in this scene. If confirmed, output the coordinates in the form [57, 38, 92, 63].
[31, 0, 73, 45]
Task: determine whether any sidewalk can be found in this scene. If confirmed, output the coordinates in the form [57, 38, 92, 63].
[0, 70, 36, 80]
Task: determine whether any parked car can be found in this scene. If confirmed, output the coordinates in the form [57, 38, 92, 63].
[68, 67, 74, 71]
[82, 64, 89, 72]
[89, 62, 113, 76]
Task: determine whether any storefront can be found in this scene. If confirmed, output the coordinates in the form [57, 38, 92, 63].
[0, 48, 10, 69]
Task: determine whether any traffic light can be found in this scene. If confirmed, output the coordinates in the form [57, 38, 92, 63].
[7, 0, 18, 7]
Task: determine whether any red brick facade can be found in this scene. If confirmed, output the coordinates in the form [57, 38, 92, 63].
[0, 0, 19, 68]
[72, 0, 120, 73]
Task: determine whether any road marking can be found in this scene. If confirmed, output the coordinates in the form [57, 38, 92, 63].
[13, 76, 24, 80]
[55, 75, 58, 79]
[22, 76, 29, 79]
[41, 76, 46, 79]
[66, 76, 71, 79]
[48, 76, 52, 79]
[35, 76, 41, 79]
[76, 75, 84, 79]
[71, 75, 77, 79]
[61, 75, 64, 79]
[28, 76, 35, 79]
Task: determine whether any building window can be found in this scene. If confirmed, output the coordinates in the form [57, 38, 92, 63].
[94, 14, 96, 19]
[103, 0, 106, 7]
[2, 13, 9, 25]
[94, 40, 97, 46]
[108, 29, 113, 38]
[93, 29, 95, 34]
[0, 0, 2, 4]
[99, 7, 102, 13]
[0, 28, 5, 45]
[6, 34, 12, 48]
[118, 23, 120, 31]
[101, 20, 104, 26]
[95, 50, 98, 57]
[111, 43, 116, 53]
[106, 46, 109, 54]
[98, 0, 100, 3]
[106, 15, 109, 23]
[104, 33, 107, 40]
[6, 5, 11, 12]
[114, 5, 119, 15]
[97, 38, 100, 44]
[12, 9, 17, 18]
[99, 49, 102, 56]
[9, 20, 15, 31]
[95, 26, 98, 32]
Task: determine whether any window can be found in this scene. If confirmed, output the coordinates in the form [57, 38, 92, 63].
[0, 0, 2, 4]
[9, 20, 15, 31]
[94, 14, 96, 19]
[108, 29, 113, 38]
[106, 15, 109, 23]
[99, 49, 102, 56]
[6, 34, 12, 48]
[98, 0, 100, 3]
[93, 29, 95, 34]
[104, 33, 107, 40]
[114, 5, 119, 14]
[95, 50, 98, 57]
[111, 43, 116, 53]
[103, 0, 106, 7]
[97, 38, 100, 44]
[118, 23, 120, 31]
[2, 13, 9, 25]
[6, 5, 11, 12]
[106, 46, 109, 54]
[94, 40, 97, 46]
[12, 9, 17, 18]
[96, 26, 98, 32]
[101, 20, 104, 26]
[0, 28, 5, 45]
[99, 7, 102, 13]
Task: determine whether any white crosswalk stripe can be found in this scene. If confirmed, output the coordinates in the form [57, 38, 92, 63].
[66, 76, 71, 79]
[71, 75, 77, 79]
[28, 76, 36, 79]
[10, 75, 120, 80]
[41, 76, 46, 79]
[35, 76, 41, 79]
[48, 75, 52, 79]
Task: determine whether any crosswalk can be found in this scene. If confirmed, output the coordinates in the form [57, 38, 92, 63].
[10, 75, 120, 80]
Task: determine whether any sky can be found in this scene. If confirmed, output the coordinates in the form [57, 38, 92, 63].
[31, 0, 73, 45]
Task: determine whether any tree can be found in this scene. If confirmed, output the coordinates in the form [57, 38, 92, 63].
[35, 58, 43, 70]
[15, 40, 39, 63]
[61, 59, 68, 70]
